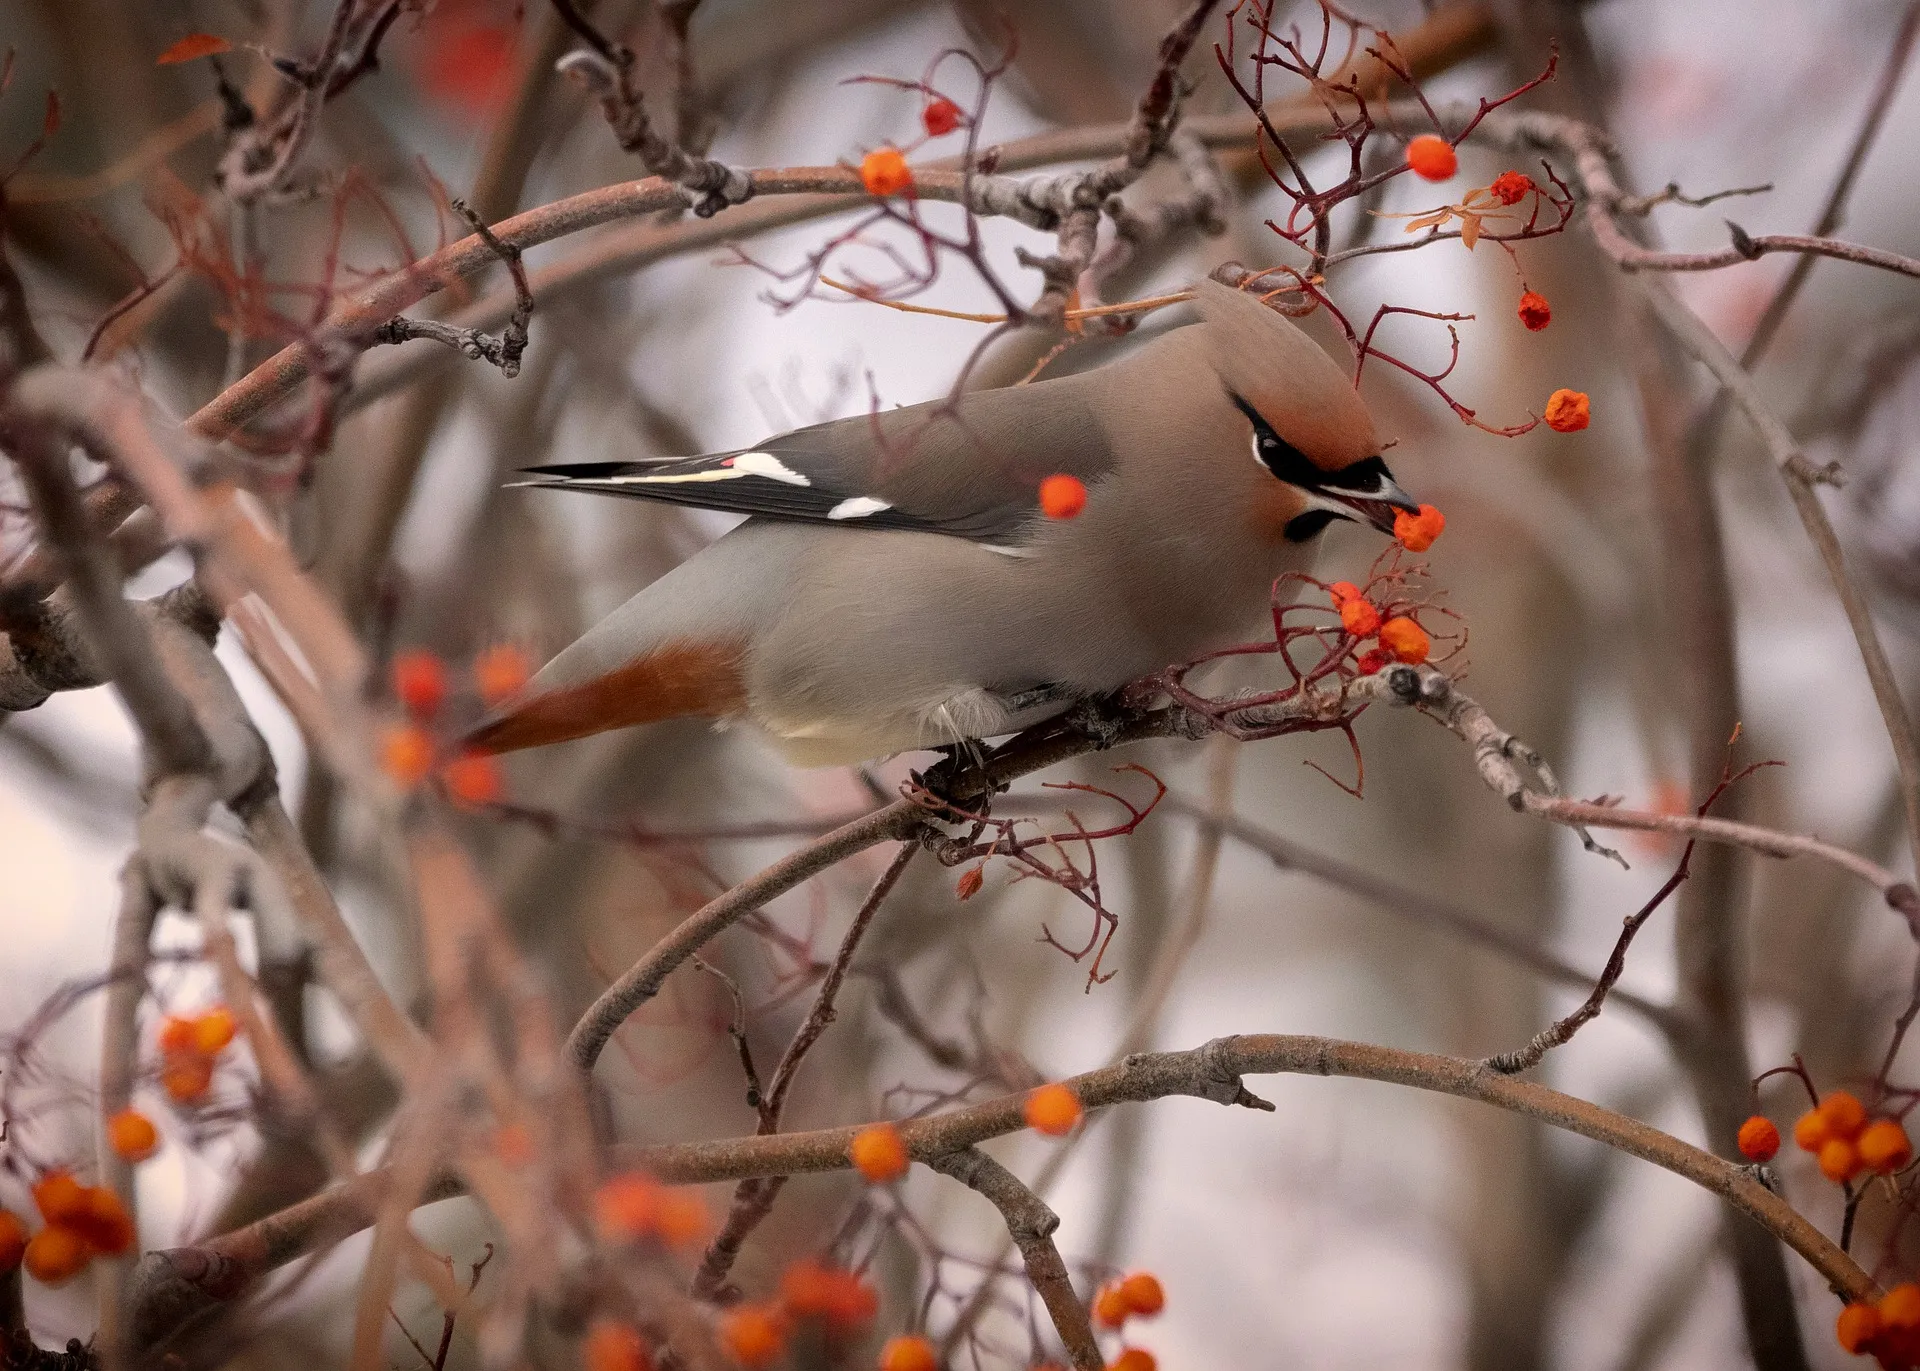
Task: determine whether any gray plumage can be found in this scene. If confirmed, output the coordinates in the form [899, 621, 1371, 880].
[474, 280, 1416, 766]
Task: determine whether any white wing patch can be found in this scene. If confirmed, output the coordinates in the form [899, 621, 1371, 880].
[586, 451, 814, 489]
[826, 496, 892, 520]
[731, 451, 811, 485]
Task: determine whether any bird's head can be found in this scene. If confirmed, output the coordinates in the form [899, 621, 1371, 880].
[1193, 278, 1418, 543]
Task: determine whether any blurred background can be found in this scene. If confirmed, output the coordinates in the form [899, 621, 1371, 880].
[2, 0, 1919, 1367]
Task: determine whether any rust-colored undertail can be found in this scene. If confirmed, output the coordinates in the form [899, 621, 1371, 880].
[464, 641, 748, 755]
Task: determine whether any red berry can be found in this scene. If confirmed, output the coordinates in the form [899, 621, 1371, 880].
[391, 650, 447, 718]
[1038, 474, 1087, 519]
[1736, 1115, 1779, 1163]
[922, 97, 962, 137]
[1489, 170, 1535, 205]
[1405, 134, 1456, 181]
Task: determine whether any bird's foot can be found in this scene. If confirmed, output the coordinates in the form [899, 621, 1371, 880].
[914, 737, 999, 815]
[1061, 691, 1139, 750]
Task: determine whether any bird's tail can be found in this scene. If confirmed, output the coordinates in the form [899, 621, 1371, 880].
[462, 640, 749, 755]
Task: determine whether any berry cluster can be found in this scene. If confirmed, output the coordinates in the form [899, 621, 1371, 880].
[157, 1004, 237, 1103]
[1397, 149, 1589, 425]
[715, 1260, 886, 1366]
[1790, 1092, 1912, 1184]
[593, 1171, 711, 1248]
[855, 93, 969, 200]
[10, 1171, 135, 1285]
[1328, 582, 1433, 672]
[1839, 1284, 1920, 1368]
[379, 645, 532, 803]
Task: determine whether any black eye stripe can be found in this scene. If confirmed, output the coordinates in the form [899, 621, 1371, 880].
[1230, 393, 1317, 485]
[1229, 392, 1400, 494]
[1314, 455, 1394, 492]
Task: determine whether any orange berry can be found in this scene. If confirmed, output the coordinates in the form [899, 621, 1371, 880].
[1024, 1083, 1082, 1137]
[1393, 503, 1447, 552]
[781, 1261, 877, 1330]
[493, 1122, 536, 1167]
[878, 1334, 938, 1371]
[70, 1186, 132, 1255]
[1517, 289, 1552, 332]
[860, 147, 913, 197]
[1821, 1090, 1869, 1138]
[1093, 1283, 1132, 1328]
[1860, 1119, 1913, 1174]
[1405, 134, 1456, 181]
[922, 97, 963, 137]
[1819, 1136, 1862, 1184]
[1736, 1115, 1779, 1163]
[108, 1109, 160, 1163]
[585, 1321, 653, 1371]
[781, 1259, 835, 1317]
[1489, 170, 1535, 205]
[32, 1171, 86, 1226]
[161, 1053, 215, 1103]
[1794, 1108, 1832, 1153]
[1038, 473, 1087, 520]
[381, 724, 436, 789]
[850, 1123, 910, 1183]
[1107, 1350, 1156, 1371]
[1119, 1272, 1165, 1317]
[595, 1172, 663, 1242]
[1544, 388, 1590, 433]
[441, 750, 504, 807]
[1882, 1284, 1920, 1330]
[955, 867, 984, 900]
[0, 1211, 24, 1273]
[653, 1188, 710, 1247]
[473, 643, 533, 706]
[192, 1006, 238, 1055]
[1838, 1300, 1884, 1353]
[828, 1275, 879, 1331]
[22, 1225, 89, 1285]
[1338, 598, 1381, 637]
[157, 1015, 198, 1057]
[718, 1303, 787, 1367]
[1327, 581, 1362, 607]
[1378, 617, 1431, 665]
[1355, 647, 1389, 676]
[391, 650, 448, 719]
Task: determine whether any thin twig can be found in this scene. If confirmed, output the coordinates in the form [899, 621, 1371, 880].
[688, 845, 917, 1298]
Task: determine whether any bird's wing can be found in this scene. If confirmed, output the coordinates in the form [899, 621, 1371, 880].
[512, 363, 1134, 544]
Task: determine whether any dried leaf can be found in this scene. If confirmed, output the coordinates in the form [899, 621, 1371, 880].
[157, 33, 232, 65]
[1459, 212, 1481, 251]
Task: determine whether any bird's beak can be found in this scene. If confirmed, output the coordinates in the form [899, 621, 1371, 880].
[1310, 466, 1421, 535]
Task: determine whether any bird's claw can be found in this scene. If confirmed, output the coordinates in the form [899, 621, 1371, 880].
[1062, 693, 1137, 749]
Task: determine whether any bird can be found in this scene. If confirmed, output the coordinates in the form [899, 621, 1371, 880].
[465, 278, 1419, 767]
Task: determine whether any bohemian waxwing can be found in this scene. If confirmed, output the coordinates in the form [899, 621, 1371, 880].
[467, 278, 1417, 766]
